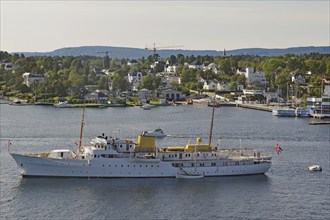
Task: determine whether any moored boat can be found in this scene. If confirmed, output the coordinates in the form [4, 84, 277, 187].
[308, 165, 322, 172]
[176, 172, 204, 179]
[54, 101, 69, 108]
[142, 128, 167, 138]
[9, 135, 272, 178]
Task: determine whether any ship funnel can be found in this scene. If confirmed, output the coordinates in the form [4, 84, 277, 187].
[136, 135, 156, 152]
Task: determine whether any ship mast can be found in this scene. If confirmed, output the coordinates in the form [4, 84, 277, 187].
[78, 101, 86, 150]
[208, 96, 216, 147]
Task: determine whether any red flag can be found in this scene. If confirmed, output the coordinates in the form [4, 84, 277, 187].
[274, 143, 283, 154]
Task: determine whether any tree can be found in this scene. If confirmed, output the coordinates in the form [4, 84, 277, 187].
[141, 74, 154, 90]
[103, 55, 110, 69]
[218, 58, 231, 74]
[179, 66, 197, 84]
[16, 83, 31, 93]
[97, 76, 108, 90]
[262, 58, 286, 88]
[112, 69, 129, 93]
[68, 70, 84, 87]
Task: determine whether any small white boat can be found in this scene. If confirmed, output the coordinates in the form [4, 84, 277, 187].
[142, 128, 167, 138]
[308, 165, 322, 172]
[142, 104, 151, 110]
[176, 172, 204, 179]
[54, 101, 69, 108]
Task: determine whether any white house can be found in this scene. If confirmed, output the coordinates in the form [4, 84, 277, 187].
[203, 79, 218, 90]
[237, 67, 267, 87]
[128, 71, 147, 91]
[217, 81, 231, 91]
[187, 60, 203, 70]
[160, 72, 180, 88]
[203, 63, 218, 74]
[165, 65, 178, 73]
[22, 72, 45, 87]
[165, 60, 178, 73]
[291, 73, 306, 84]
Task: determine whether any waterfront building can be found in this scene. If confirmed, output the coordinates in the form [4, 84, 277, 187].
[85, 90, 108, 104]
[157, 88, 185, 101]
[236, 67, 267, 87]
[22, 72, 45, 87]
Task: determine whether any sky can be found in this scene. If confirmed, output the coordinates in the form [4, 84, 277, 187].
[0, 0, 329, 52]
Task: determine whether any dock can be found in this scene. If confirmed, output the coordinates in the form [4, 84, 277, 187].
[236, 103, 272, 112]
[309, 121, 330, 125]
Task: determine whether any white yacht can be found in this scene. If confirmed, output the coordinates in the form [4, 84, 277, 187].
[10, 135, 272, 178]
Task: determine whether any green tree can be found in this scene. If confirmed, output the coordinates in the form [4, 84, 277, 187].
[141, 74, 154, 90]
[103, 55, 110, 69]
[112, 68, 129, 93]
[218, 58, 231, 74]
[68, 70, 84, 87]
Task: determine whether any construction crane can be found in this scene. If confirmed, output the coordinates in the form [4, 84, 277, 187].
[145, 43, 183, 53]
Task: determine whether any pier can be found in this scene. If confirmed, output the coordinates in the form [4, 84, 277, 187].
[236, 103, 272, 112]
[309, 121, 330, 125]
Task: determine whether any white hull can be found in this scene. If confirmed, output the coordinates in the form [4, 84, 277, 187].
[11, 153, 271, 178]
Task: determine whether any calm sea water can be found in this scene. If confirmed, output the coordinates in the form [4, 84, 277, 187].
[0, 104, 329, 220]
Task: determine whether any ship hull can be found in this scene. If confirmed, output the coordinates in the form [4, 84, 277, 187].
[11, 153, 271, 178]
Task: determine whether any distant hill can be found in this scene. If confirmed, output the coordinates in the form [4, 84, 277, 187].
[16, 46, 329, 59]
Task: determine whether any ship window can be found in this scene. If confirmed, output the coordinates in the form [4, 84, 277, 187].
[146, 165, 148, 167]
[121, 165, 123, 167]
[140, 165, 142, 167]
[151, 165, 153, 167]
[115, 165, 117, 167]
[94, 155, 96, 158]
[60, 152, 63, 157]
